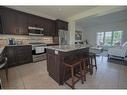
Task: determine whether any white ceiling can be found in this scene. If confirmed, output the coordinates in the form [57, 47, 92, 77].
[7, 6, 96, 20]
[76, 7, 127, 29]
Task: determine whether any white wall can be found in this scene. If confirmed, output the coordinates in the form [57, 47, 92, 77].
[68, 21, 76, 44]
[83, 20, 127, 46]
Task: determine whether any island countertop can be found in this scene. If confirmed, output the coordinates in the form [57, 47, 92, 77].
[46, 44, 90, 52]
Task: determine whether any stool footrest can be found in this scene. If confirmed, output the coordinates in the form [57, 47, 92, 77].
[65, 76, 80, 89]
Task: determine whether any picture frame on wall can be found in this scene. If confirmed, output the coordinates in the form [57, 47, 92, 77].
[75, 30, 82, 40]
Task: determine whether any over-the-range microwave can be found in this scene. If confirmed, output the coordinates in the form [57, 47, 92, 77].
[28, 26, 44, 36]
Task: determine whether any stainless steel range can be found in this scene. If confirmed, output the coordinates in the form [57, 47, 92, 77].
[29, 43, 47, 62]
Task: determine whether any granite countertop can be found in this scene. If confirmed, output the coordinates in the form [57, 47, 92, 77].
[46, 44, 90, 52]
[0, 44, 32, 54]
[6, 44, 32, 47]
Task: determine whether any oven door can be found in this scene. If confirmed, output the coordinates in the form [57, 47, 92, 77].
[35, 46, 45, 54]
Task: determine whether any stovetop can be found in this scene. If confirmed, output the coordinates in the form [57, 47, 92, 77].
[29, 42, 46, 44]
[29, 43, 47, 50]
[29, 43, 47, 46]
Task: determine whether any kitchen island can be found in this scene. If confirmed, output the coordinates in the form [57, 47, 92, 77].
[46, 44, 91, 85]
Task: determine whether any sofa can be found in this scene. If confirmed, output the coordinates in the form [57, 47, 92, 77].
[108, 41, 127, 60]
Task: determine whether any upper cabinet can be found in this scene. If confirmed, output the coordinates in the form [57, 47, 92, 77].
[0, 7, 28, 35]
[54, 19, 68, 36]
[56, 19, 68, 30]
[15, 12, 28, 35]
[28, 14, 43, 28]
[0, 7, 68, 37]
[27, 14, 56, 36]
[0, 8, 17, 34]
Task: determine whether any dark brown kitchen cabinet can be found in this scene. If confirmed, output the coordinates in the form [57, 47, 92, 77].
[5, 45, 33, 67]
[2, 8, 17, 34]
[43, 20, 55, 36]
[56, 19, 68, 30]
[0, 7, 28, 35]
[0, 6, 62, 37]
[14, 12, 28, 35]
[46, 49, 60, 83]
[55, 19, 68, 36]
[27, 14, 56, 36]
[28, 15, 43, 28]
[0, 16, 3, 34]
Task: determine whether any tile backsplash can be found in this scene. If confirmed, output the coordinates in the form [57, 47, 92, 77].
[0, 35, 53, 46]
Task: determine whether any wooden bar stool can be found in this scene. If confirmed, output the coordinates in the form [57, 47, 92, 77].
[82, 55, 93, 75]
[63, 59, 84, 89]
[80, 58, 87, 81]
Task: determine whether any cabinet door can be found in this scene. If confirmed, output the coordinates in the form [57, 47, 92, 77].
[43, 19, 50, 36]
[56, 20, 68, 30]
[0, 16, 3, 34]
[15, 46, 32, 64]
[6, 47, 16, 67]
[46, 50, 60, 84]
[15, 12, 28, 35]
[43, 19, 55, 36]
[0, 7, 4, 34]
[47, 53, 54, 73]
[51, 21, 56, 36]
[28, 15, 42, 27]
[0, 7, 28, 35]
[3, 9, 17, 34]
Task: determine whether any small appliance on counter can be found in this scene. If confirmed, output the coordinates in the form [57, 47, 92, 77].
[16, 40, 23, 45]
[8, 38, 16, 45]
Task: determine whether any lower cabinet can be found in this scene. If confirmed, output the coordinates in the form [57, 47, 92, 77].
[46, 49, 60, 84]
[5, 45, 33, 67]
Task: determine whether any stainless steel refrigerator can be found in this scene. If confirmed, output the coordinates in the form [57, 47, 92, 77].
[58, 30, 68, 45]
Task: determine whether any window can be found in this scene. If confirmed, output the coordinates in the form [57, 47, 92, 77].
[96, 32, 104, 46]
[104, 31, 112, 46]
[96, 31, 122, 46]
[112, 31, 122, 46]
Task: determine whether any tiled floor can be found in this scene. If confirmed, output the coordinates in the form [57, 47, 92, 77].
[5, 56, 127, 89]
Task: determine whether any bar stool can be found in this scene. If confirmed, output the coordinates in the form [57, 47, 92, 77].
[89, 53, 97, 70]
[63, 59, 84, 89]
[82, 55, 93, 75]
[75, 53, 87, 81]
[80, 58, 87, 81]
